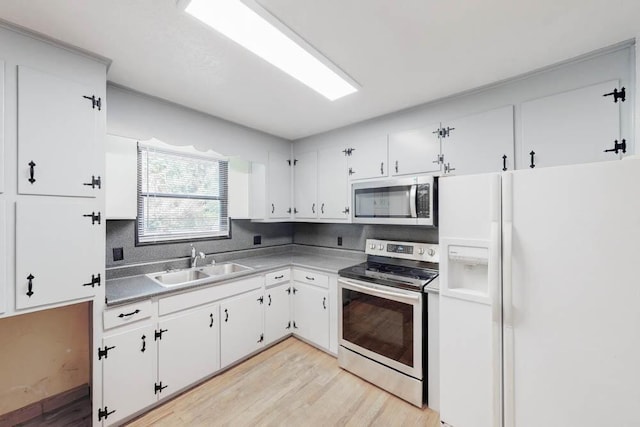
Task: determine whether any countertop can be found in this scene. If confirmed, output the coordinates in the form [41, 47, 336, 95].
[106, 249, 365, 307]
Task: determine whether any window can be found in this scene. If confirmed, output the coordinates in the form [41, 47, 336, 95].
[137, 142, 229, 243]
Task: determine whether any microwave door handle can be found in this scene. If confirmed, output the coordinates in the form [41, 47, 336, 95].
[409, 185, 418, 218]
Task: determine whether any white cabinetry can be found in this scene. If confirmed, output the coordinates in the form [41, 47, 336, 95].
[101, 324, 156, 426]
[427, 292, 440, 412]
[264, 281, 292, 345]
[267, 151, 292, 219]
[292, 270, 329, 350]
[220, 288, 265, 368]
[16, 199, 102, 309]
[521, 80, 622, 169]
[441, 106, 515, 175]
[0, 199, 5, 314]
[317, 147, 349, 220]
[0, 60, 5, 193]
[157, 304, 220, 397]
[18, 66, 101, 197]
[105, 134, 137, 219]
[389, 124, 442, 176]
[347, 137, 388, 180]
[293, 151, 317, 219]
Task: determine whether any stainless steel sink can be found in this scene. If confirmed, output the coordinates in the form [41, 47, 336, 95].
[200, 263, 252, 276]
[149, 269, 211, 287]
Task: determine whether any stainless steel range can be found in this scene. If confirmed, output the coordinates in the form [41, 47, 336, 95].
[338, 239, 439, 407]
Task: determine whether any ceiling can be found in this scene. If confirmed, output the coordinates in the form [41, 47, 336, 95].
[0, 0, 638, 140]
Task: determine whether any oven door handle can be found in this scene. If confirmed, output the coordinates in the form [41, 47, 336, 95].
[340, 279, 421, 304]
[409, 184, 418, 218]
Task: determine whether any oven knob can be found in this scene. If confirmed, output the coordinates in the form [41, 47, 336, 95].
[427, 248, 436, 256]
[378, 244, 384, 250]
[418, 248, 425, 255]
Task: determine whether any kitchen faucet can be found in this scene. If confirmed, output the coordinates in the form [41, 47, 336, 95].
[190, 245, 205, 268]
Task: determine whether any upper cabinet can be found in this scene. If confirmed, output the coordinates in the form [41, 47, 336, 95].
[105, 134, 137, 220]
[293, 151, 317, 219]
[521, 80, 623, 169]
[389, 123, 442, 176]
[346, 137, 388, 180]
[441, 106, 515, 175]
[317, 147, 349, 220]
[267, 151, 292, 219]
[18, 66, 102, 197]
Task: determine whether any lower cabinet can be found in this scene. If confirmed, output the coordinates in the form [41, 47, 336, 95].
[101, 324, 157, 426]
[157, 304, 220, 398]
[220, 288, 265, 368]
[264, 282, 292, 345]
[292, 281, 329, 350]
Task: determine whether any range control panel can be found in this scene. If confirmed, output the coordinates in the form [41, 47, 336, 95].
[365, 239, 439, 263]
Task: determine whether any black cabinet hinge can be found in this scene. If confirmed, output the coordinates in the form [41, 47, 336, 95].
[348, 167, 355, 175]
[292, 287, 298, 294]
[293, 321, 298, 329]
[257, 296, 264, 304]
[98, 345, 115, 360]
[286, 287, 291, 295]
[258, 333, 264, 343]
[155, 328, 167, 341]
[287, 159, 298, 166]
[82, 273, 101, 288]
[603, 87, 626, 103]
[604, 139, 627, 154]
[154, 382, 168, 394]
[286, 321, 291, 329]
[342, 207, 350, 215]
[83, 95, 102, 111]
[433, 127, 455, 138]
[83, 211, 101, 225]
[83, 175, 101, 189]
[343, 148, 355, 156]
[98, 406, 115, 421]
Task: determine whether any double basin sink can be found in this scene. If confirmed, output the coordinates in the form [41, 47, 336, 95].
[147, 263, 252, 288]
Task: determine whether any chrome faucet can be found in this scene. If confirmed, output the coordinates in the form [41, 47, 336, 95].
[190, 245, 205, 268]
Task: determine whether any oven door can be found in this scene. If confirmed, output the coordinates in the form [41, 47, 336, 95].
[338, 277, 423, 379]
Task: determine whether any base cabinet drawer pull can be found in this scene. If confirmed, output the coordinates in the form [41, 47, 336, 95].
[305, 276, 315, 281]
[26, 274, 35, 297]
[28, 161, 36, 184]
[274, 275, 284, 280]
[118, 309, 140, 318]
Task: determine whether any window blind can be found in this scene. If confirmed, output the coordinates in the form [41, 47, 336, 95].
[137, 144, 229, 243]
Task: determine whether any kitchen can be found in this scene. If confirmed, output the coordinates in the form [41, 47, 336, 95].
[0, 1, 639, 426]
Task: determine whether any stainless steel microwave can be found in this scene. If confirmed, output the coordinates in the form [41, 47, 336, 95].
[351, 175, 437, 226]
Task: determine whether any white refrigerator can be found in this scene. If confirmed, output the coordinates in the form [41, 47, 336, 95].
[438, 159, 640, 427]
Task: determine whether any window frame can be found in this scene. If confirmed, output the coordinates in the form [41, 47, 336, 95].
[135, 142, 230, 245]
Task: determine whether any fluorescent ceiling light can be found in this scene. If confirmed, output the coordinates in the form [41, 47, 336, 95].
[184, 0, 358, 101]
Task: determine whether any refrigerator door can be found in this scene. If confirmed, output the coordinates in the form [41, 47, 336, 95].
[503, 160, 640, 427]
[439, 173, 502, 427]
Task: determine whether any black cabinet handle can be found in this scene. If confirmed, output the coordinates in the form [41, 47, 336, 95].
[502, 155, 507, 172]
[320, 203, 325, 214]
[305, 276, 315, 281]
[395, 160, 399, 173]
[26, 274, 34, 297]
[380, 162, 384, 175]
[322, 297, 326, 310]
[118, 309, 140, 318]
[274, 275, 284, 280]
[268, 295, 272, 306]
[209, 313, 214, 328]
[271, 203, 275, 214]
[529, 151, 536, 169]
[28, 161, 36, 184]
[141, 335, 146, 353]
[224, 309, 229, 322]
[311, 203, 315, 214]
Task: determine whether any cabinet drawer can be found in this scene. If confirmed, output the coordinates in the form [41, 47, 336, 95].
[265, 269, 290, 287]
[103, 300, 153, 330]
[293, 269, 329, 288]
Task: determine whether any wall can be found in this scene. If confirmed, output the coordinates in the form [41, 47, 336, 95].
[293, 223, 438, 251]
[0, 303, 90, 415]
[293, 43, 635, 165]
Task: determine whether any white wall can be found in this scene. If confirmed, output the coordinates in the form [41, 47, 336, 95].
[294, 43, 635, 166]
[106, 84, 292, 164]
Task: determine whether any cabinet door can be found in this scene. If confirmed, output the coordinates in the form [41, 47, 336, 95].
[16, 199, 103, 309]
[293, 151, 317, 219]
[348, 137, 388, 180]
[317, 147, 349, 220]
[389, 123, 441, 176]
[521, 80, 621, 169]
[442, 106, 514, 175]
[0, 199, 5, 314]
[105, 134, 137, 219]
[293, 282, 329, 350]
[18, 66, 101, 197]
[220, 289, 264, 368]
[0, 60, 5, 193]
[102, 324, 156, 427]
[157, 304, 220, 397]
[264, 283, 292, 345]
[268, 151, 292, 219]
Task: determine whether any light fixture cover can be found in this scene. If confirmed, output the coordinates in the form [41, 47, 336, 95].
[185, 0, 358, 101]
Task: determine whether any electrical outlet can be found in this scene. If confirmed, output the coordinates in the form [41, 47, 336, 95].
[113, 247, 124, 261]
[337, 236, 343, 246]
[253, 235, 262, 245]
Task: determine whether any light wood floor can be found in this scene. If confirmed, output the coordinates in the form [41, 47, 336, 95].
[127, 338, 440, 427]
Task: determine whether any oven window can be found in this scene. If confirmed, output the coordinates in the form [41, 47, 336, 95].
[342, 288, 414, 367]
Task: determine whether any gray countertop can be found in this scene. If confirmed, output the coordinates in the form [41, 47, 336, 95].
[106, 248, 365, 307]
